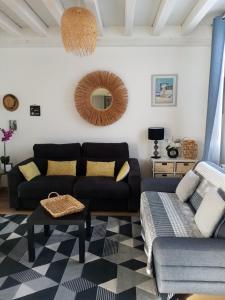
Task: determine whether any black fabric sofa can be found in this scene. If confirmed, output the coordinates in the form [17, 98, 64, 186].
[8, 142, 141, 211]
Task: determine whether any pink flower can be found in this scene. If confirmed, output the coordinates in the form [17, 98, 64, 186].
[1, 129, 14, 142]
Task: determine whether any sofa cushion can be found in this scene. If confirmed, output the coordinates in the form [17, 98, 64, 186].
[189, 178, 215, 211]
[194, 189, 225, 237]
[86, 161, 115, 177]
[80, 158, 125, 177]
[47, 160, 77, 176]
[18, 175, 77, 208]
[116, 161, 130, 182]
[215, 217, 225, 238]
[190, 162, 225, 211]
[73, 176, 130, 210]
[33, 143, 81, 160]
[176, 170, 200, 202]
[19, 162, 41, 181]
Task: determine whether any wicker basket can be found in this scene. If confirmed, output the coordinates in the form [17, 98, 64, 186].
[40, 192, 85, 218]
[181, 139, 198, 159]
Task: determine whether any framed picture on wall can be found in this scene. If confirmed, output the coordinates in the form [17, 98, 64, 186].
[151, 74, 178, 107]
[30, 105, 41, 116]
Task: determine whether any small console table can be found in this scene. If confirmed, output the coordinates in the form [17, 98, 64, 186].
[0, 169, 8, 189]
[152, 157, 197, 178]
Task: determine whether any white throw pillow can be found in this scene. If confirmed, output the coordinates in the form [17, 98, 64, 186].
[176, 170, 200, 202]
[194, 189, 225, 238]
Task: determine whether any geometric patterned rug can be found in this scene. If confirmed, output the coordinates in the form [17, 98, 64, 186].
[0, 215, 159, 300]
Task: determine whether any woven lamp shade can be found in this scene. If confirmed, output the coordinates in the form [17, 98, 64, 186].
[60, 7, 97, 56]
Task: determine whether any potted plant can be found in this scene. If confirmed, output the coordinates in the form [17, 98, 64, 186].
[0, 128, 14, 172]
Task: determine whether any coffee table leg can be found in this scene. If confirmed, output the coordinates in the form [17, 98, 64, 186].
[44, 225, 50, 236]
[86, 211, 91, 237]
[79, 222, 85, 263]
[28, 224, 35, 262]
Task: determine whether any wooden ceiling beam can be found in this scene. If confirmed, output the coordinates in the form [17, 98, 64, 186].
[0, 11, 22, 36]
[182, 0, 219, 35]
[0, 25, 212, 47]
[124, 0, 136, 35]
[152, 0, 177, 35]
[41, 0, 64, 26]
[2, 0, 48, 36]
[84, 0, 104, 36]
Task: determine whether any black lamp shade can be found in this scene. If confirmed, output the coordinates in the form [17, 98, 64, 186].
[148, 127, 164, 140]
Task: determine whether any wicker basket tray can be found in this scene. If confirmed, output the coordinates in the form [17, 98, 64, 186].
[40, 192, 85, 218]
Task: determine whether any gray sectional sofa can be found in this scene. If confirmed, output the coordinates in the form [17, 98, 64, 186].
[141, 161, 225, 300]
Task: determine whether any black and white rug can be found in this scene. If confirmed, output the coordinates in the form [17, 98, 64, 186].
[0, 215, 158, 300]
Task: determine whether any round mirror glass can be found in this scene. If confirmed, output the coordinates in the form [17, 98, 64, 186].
[91, 88, 112, 110]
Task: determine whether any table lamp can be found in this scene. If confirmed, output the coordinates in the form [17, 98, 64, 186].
[148, 127, 164, 159]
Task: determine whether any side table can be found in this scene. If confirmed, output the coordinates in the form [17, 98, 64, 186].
[0, 169, 8, 189]
[152, 157, 197, 178]
[27, 199, 91, 263]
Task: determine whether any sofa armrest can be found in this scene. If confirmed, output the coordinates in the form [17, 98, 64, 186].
[153, 237, 225, 268]
[8, 157, 34, 208]
[141, 178, 181, 193]
[127, 158, 141, 211]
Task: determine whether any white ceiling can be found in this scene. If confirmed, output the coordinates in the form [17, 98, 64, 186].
[0, 0, 224, 47]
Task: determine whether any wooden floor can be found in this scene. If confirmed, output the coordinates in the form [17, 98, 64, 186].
[0, 188, 31, 215]
[0, 188, 224, 300]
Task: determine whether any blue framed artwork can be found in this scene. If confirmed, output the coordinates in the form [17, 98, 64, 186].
[151, 74, 178, 106]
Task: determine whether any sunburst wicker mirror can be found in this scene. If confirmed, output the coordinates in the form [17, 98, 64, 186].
[75, 71, 128, 126]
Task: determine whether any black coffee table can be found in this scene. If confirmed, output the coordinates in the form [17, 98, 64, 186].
[27, 199, 91, 263]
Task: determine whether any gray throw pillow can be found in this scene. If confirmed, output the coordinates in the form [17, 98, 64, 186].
[176, 170, 200, 202]
[194, 189, 225, 238]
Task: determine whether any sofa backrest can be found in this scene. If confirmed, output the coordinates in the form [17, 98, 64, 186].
[81, 142, 129, 176]
[82, 142, 129, 159]
[32, 142, 129, 176]
[33, 143, 81, 160]
[33, 143, 82, 175]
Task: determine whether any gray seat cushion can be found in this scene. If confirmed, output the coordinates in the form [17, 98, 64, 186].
[153, 237, 225, 268]
[153, 237, 225, 291]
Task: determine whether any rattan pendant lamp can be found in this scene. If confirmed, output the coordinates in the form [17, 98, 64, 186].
[60, 7, 97, 56]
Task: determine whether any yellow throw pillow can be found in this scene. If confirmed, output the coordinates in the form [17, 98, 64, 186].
[19, 162, 41, 181]
[116, 161, 130, 182]
[86, 161, 115, 177]
[47, 160, 77, 176]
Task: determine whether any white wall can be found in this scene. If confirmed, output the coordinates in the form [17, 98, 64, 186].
[0, 46, 210, 176]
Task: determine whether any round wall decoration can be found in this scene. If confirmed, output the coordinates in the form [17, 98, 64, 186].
[3, 94, 19, 111]
[75, 71, 128, 126]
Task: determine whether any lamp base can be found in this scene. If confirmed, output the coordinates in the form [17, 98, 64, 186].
[151, 155, 161, 159]
[151, 140, 161, 159]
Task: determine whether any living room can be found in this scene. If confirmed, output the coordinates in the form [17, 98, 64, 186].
[0, 0, 225, 300]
